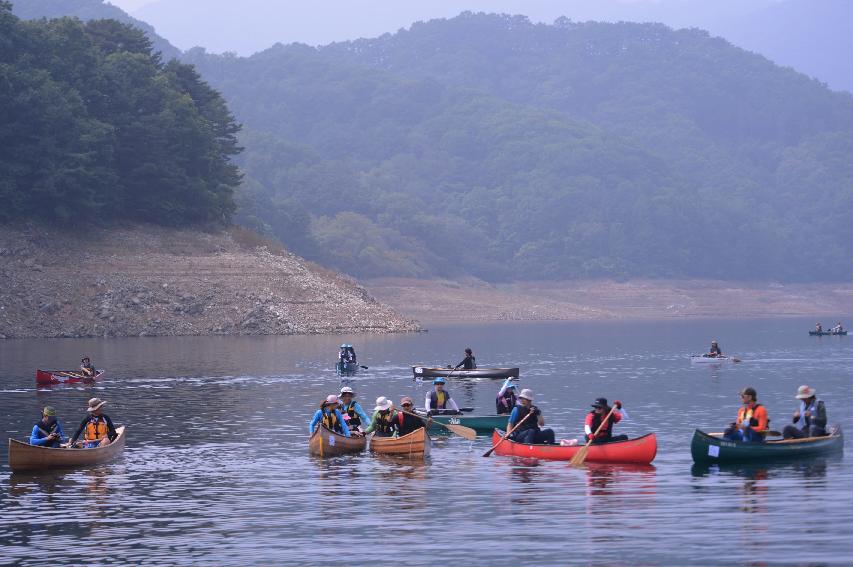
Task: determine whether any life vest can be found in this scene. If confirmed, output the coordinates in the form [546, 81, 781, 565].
[511, 405, 538, 434]
[429, 389, 450, 410]
[321, 410, 343, 434]
[342, 402, 362, 428]
[797, 399, 823, 430]
[374, 411, 397, 436]
[84, 416, 109, 441]
[496, 391, 517, 414]
[36, 420, 58, 438]
[737, 403, 767, 428]
[588, 410, 615, 440]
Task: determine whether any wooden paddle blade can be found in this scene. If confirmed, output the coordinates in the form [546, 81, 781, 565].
[443, 423, 477, 440]
[569, 445, 590, 466]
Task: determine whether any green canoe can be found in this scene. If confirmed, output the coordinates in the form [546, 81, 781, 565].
[690, 426, 843, 464]
[423, 413, 510, 435]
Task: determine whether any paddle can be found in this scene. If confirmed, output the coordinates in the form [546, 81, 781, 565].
[708, 430, 782, 437]
[359, 365, 369, 369]
[570, 406, 617, 466]
[482, 410, 534, 457]
[400, 409, 476, 441]
[54, 371, 87, 380]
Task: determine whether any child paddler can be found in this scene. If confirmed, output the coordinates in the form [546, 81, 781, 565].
[309, 395, 352, 437]
[339, 386, 370, 434]
[364, 397, 400, 437]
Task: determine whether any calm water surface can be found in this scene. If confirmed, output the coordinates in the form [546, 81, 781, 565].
[1, 319, 851, 565]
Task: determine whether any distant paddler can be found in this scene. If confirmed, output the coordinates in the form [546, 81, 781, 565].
[507, 389, 555, 444]
[783, 385, 827, 439]
[496, 378, 517, 415]
[339, 386, 370, 434]
[723, 387, 768, 443]
[815, 322, 823, 333]
[364, 397, 400, 437]
[832, 322, 844, 333]
[80, 356, 97, 378]
[704, 340, 723, 358]
[425, 377, 461, 415]
[29, 406, 65, 448]
[68, 398, 117, 448]
[309, 395, 352, 437]
[454, 347, 476, 370]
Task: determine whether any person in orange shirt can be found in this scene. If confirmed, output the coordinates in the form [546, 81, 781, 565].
[723, 387, 769, 442]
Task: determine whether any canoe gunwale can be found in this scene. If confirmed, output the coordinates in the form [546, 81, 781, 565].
[369, 427, 431, 458]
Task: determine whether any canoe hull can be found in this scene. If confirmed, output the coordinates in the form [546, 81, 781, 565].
[36, 369, 104, 385]
[370, 428, 431, 458]
[412, 366, 520, 380]
[336, 361, 359, 374]
[690, 426, 844, 464]
[809, 331, 847, 336]
[690, 356, 731, 364]
[8, 426, 126, 472]
[492, 430, 657, 464]
[308, 425, 367, 457]
[421, 413, 509, 435]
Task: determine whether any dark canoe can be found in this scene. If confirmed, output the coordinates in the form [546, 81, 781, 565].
[308, 425, 367, 457]
[690, 426, 844, 464]
[809, 330, 847, 336]
[336, 361, 359, 374]
[36, 369, 104, 386]
[411, 366, 520, 380]
[9, 426, 126, 472]
[420, 412, 509, 435]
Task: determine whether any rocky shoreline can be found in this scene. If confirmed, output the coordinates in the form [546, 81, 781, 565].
[0, 225, 420, 339]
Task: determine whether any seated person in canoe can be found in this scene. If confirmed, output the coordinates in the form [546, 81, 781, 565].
[364, 397, 400, 437]
[29, 406, 65, 448]
[454, 347, 476, 370]
[68, 398, 117, 448]
[783, 385, 827, 439]
[425, 378, 461, 415]
[339, 344, 357, 365]
[339, 386, 370, 433]
[80, 356, 97, 378]
[704, 340, 723, 358]
[508, 389, 555, 445]
[397, 396, 429, 436]
[723, 387, 769, 443]
[585, 398, 627, 444]
[496, 378, 518, 415]
[815, 322, 823, 333]
[309, 395, 352, 437]
[832, 322, 843, 333]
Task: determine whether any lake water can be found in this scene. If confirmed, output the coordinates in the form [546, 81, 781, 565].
[1, 319, 851, 565]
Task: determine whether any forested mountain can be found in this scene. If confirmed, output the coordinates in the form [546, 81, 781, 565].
[11, 0, 180, 59]
[186, 14, 853, 282]
[0, 2, 240, 224]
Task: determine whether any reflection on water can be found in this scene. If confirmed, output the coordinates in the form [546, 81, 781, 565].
[1, 319, 852, 565]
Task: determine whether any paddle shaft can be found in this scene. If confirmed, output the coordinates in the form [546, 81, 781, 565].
[482, 409, 534, 457]
[571, 406, 617, 466]
[400, 409, 476, 440]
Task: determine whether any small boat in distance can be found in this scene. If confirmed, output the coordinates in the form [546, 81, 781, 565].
[8, 426, 126, 472]
[491, 430, 657, 464]
[809, 330, 847, 336]
[308, 425, 367, 457]
[690, 356, 733, 364]
[36, 369, 105, 386]
[690, 426, 843, 464]
[411, 366, 520, 380]
[369, 428, 431, 459]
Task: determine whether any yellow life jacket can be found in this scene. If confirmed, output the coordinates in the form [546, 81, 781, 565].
[322, 410, 342, 433]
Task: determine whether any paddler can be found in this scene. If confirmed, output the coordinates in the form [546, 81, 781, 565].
[29, 406, 65, 448]
[68, 398, 117, 448]
[815, 322, 823, 333]
[496, 378, 518, 415]
[782, 385, 827, 439]
[454, 347, 476, 370]
[723, 387, 769, 442]
[425, 377, 461, 415]
[508, 389, 555, 444]
[705, 340, 722, 358]
[397, 396, 429, 436]
[309, 395, 351, 437]
[80, 356, 97, 377]
[584, 398, 627, 444]
[364, 396, 399, 437]
[339, 386, 370, 434]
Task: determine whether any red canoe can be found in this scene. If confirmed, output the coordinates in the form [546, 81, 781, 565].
[36, 369, 104, 386]
[491, 429, 657, 464]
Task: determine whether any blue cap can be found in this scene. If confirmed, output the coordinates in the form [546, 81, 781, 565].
[507, 384, 517, 389]
[433, 377, 446, 385]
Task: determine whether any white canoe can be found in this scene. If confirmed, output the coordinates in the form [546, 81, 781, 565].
[690, 355, 733, 364]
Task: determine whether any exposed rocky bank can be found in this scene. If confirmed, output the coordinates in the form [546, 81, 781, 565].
[0, 226, 420, 339]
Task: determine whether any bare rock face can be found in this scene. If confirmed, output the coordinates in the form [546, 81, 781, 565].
[0, 225, 421, 339]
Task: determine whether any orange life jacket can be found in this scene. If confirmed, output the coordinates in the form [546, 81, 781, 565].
[84, 416, 109, 441]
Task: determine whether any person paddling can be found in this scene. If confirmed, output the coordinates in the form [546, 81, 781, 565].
[397, 396, 429, 436]
[30, 406, 65, 448]
[723, 387, 768, 442]
[80, 357, 97, 377]
[496, 378, 518, 415]
[704, 341, 722, 358]
[508, 389, 555, 444]
[425, 377, 461, 415]
[339, 386, 370, 434]
[68, 398, 117, 448]
[783, 385, 827, 439]
[815, 322, 823, 333]
[584, 398, 626, 444]
[454, 348, 476, 370]
[364, 397, 399, 437]
[309, 395, 352, 437]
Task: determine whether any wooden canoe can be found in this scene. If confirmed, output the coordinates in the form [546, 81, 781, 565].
[412, 366, 520, 380]
[691, 426, 844, 464]
[492, 429, 657, 464]
[8, 426, 126, 472]
[369, 427, 431, 458]
[36, 369, 104, 386]
[308, 425, 367, 457]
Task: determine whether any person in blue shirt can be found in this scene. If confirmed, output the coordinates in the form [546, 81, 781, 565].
[309, 395, 352, 437]
[30, 406, 65, 447]
[339, 386, 370, 434]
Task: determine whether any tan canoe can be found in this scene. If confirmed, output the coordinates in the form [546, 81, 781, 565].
[8, 426, 126, 472]
[309, 425, 367, 457]
[370, 427, 431, 458]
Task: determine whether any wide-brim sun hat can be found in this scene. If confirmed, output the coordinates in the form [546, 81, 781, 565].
[340, 386, 355, 395]
[87, 398, 106, 412]
[374, 396, 392, 411]
[518, 388, 534, 401]
[322, 394, 340, 407]
[795, 385, 816, 399]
